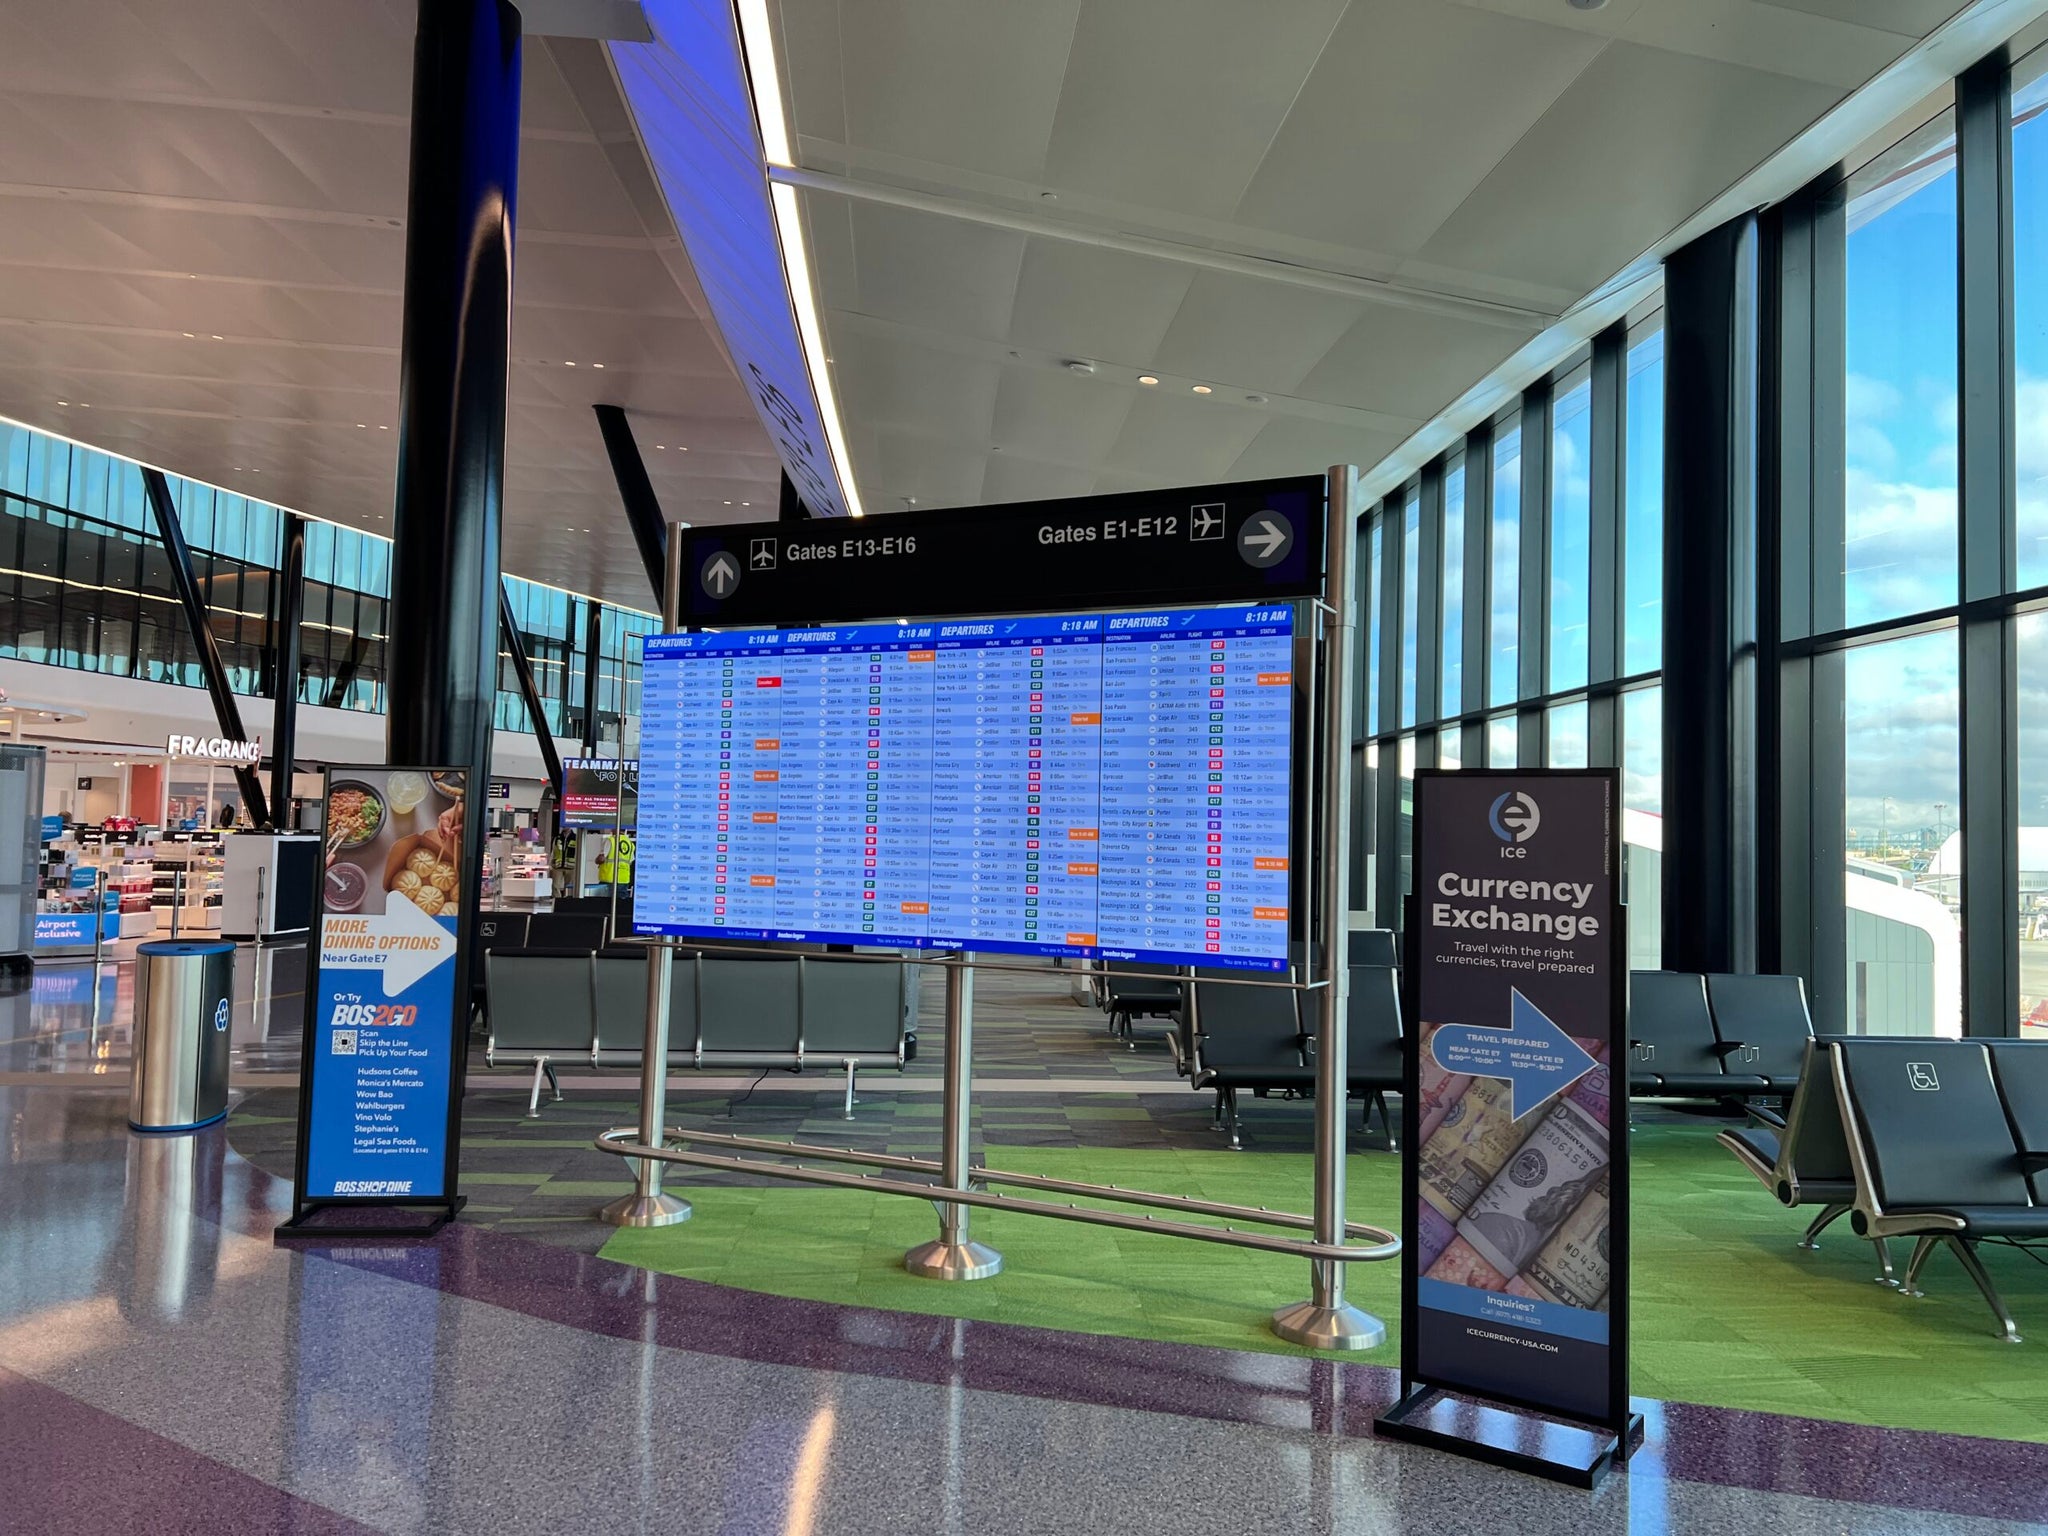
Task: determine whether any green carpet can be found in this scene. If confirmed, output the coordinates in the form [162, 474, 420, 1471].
[601, 1122, 2048, 1443]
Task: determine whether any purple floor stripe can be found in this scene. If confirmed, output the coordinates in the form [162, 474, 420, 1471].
[0, 1364, 375, 1535]
[218, 1132, 2048, 1527]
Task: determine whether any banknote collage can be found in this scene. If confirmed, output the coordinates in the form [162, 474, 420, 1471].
[1413, 1018, 1612, 1313]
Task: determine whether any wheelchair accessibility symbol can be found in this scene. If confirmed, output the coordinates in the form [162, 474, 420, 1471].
[1907, 1061, 1939, 1092]
[213, 998, 231, 1032]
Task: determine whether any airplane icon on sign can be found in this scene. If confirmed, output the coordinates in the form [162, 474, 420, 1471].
[749, 538, 778, 571]
[1190, 503, 1224, 541]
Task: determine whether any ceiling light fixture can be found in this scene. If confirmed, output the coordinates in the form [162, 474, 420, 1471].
[735, 3, 864, 521]
[564, 360, 576, 367]
[1138, 375, 1159, 386]
[591, 362, 604, 369]
[182, 332, 195, 339]
[210, 334, 222, 341]
[56, 401, 67, 407]
[1191, 384, 1212, 395]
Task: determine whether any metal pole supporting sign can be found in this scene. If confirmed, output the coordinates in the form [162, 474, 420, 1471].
[1272, 464, 1384, 1350]
[904, 953, 1001, 1279]
[599, 519, 690, 1230]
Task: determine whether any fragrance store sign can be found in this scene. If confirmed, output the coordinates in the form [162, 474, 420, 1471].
[166, 733, 262, 764]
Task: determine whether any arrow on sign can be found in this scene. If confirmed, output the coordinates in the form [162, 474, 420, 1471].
[1243, 519, 1287, 557]
[703, 553, 739, 596]
[1428, 988, 1597, 1121]
[322, 894, 459, 997]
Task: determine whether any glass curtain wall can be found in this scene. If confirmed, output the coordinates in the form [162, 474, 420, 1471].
[1765, 46, 2048, 1038]
[0, 420, 657, 749]
[1359, 319, 1666, 939]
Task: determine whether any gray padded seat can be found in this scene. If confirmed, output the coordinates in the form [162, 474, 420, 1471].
[1629, 971, 1768, 1096]
[1836, 1039, 2048, 1337]
[1190, 977, 1307, 1146]
[697, 955, 800, 1064]
[484, 948, 596, 1114]
[1705, 973, 1814, 1093]
[1989, 1042, 2048, 1203]
[1348, 928, 1399, 968]
[800, 957, 905, 1062]
[592, 947, 698, 1065]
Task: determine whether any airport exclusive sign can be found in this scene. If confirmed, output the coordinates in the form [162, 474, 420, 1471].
[1376, 769, 1634, 1487]
[278, 766, 471, 1237]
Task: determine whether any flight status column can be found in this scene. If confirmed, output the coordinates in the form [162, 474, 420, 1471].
[1209, 610, 1293, 960]
[717, 636, 786, 934]
[1095, 607, 1293, 970]
[868, 629, 935, 942]
[633, 636, 716, 930]
[1030, 617, 1103, 953]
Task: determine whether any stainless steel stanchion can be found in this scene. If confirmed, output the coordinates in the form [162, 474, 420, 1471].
[599, 518, 691, 1230]
[1273, 464, 1384, 1351]
[905, 953, 1001, 1279]
[598, 940, 689, 1227]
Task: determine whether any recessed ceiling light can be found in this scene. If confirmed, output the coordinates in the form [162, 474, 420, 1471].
[1138, 375, 1159, 386]
[656, 444, 665, 450]
[1245, 394, 1268, 404]
[723, 501, 732, 506]
[564, 360, 576, 367]
[56, 401, 67, 407]
[1191, 385, 1212, 395]
[356, 423, 367, 429]
[741, 502, 750, 507]
[210, 334, 222, 341]
[1064, 359, 1096, 376]
[379, 424, 387, 430]
[591, 363, 604, 369]
[182, 332, 195, 338]
[79, 402, 89, 408]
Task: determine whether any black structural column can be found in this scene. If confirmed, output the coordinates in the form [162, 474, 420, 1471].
[141, 467, 271, 827]
[1661, 213, 1763, 975]
[387, 0, 521, 963]
[580, 598, 603, 754]
[498, 583, 564, 796]
[593, 404, 668, 602]
[269, 512, 307, 827]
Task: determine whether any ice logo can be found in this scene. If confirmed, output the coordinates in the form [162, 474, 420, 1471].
[212, 998, 230, 1032]
[1489, 790, 1541, 844]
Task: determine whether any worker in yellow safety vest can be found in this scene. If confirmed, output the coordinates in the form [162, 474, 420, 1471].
[597, 831, 636, 886]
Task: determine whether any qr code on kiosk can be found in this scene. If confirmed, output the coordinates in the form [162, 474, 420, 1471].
[332, 1030, 358, 1055]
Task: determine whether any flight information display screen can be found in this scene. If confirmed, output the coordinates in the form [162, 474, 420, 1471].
[634, 604, 1295, 970]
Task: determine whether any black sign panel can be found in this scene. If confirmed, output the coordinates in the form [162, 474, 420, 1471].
[681, 476, 1324, 625]
[1387, 768, 1629, 1460]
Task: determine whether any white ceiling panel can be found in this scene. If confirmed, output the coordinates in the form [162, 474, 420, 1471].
[827, 0, 1083, 185]
[1151, 272, 1369, 397]
[845, 200, 1027, 341]
[0, 6, 782, 607]
[989, 366, 1135, 466]
[1103, 390, 1270, 482]
[776, 0, 1977, 519]
[1230, 0, 1605, 263]
[1417, 42, 1841, 294]
[1002, 238, 1195, 364]
[1040, 0, 1349, 222]
[829, 330, 1004, 444]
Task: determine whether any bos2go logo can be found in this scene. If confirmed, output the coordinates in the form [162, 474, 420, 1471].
[1488, 791, 1541, 858]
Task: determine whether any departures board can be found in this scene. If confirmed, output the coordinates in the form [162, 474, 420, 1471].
[634, 604, 1295, 971]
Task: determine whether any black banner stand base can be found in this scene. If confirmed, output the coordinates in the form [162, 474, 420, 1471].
[275, 1195, 467, 1241]
[1375, 1386, 1643, 1490]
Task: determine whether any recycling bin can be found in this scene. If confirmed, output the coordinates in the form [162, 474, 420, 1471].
[129, 939, 236, 1132]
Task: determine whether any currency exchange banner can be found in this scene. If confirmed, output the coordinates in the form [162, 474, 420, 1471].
[292, 765, 470, 1211]
[1405, 769, 1623, 1428]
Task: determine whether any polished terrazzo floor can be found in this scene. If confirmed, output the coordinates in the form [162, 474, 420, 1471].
[5, 946, 2047, 1533]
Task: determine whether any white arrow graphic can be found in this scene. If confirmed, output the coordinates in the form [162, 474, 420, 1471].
[1242, 517, 1287, 558]
[322, 893, 458, 997]
[706, 554, 738, 595]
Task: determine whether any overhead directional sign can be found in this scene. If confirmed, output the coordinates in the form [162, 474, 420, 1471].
[1429, 989, 1599, 1121]
[680, 476, 1324, 625]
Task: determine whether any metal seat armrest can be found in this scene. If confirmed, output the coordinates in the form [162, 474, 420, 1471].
[2020, 1151, 2048, 1175]
[1742, 1102, 1787, 1131]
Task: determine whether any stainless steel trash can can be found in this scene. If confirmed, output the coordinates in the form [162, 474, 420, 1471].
[130, 939, 235, 1132]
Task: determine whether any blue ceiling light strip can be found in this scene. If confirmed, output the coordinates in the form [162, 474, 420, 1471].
[608, 1, 851, 519]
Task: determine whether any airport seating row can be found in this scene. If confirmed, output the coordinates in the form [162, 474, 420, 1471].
[1627, 970, 1814, 1098]
[477, 912, 916, 1117]
[1721, 1035, 2048, 1339]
